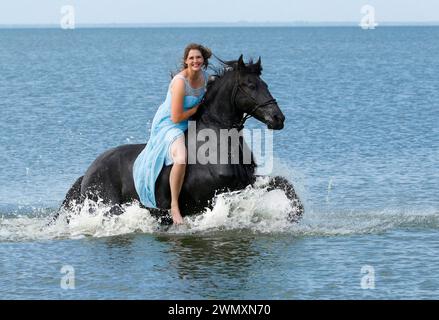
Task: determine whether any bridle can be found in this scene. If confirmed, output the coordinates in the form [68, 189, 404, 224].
[230, 70, 277, 130]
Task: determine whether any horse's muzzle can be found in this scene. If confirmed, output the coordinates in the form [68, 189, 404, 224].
[267, 112, 285, 130]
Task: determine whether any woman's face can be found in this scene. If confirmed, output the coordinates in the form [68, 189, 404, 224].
[185, 49, 204, 72]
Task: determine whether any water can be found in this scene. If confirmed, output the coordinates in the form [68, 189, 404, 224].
[1, 27, 438, 299]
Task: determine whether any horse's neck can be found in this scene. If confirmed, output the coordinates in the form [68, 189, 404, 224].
[198, 78, 243, 129]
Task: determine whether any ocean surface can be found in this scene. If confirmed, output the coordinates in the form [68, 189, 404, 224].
[0, 27, 438, 300]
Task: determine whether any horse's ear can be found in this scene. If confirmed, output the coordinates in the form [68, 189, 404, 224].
[256, 56, 261, 68]
[237, 54, 245, 70]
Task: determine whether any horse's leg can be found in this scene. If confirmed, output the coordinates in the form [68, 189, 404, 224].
[148, 208, 173, 226]
[258, 175, 304, 222]
[94, 186, 124, 217]
[49, 176, 85, 224]
[80, 172, 124, 217]
[61, 176, 84, 210]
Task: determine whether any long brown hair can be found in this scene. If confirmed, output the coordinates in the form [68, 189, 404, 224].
[181, 43, 212, 70]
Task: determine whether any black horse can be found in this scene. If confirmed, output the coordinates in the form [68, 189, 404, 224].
[58, 55, 304, 224]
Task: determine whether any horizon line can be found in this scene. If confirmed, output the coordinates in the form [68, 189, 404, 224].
[1, 21, 439, 28]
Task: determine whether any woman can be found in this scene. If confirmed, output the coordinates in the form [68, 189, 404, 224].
[133, 43, 212, 225]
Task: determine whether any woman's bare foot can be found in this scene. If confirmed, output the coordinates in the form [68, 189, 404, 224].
[171, 205, 184, 225]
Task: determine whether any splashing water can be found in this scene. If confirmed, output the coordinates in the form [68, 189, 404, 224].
[0, 177, 438, 243]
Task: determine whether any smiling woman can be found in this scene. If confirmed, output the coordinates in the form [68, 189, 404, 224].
[133, 43, 212, 224]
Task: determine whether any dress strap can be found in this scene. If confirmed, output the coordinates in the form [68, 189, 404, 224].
[171, 72, 207, 95]
[173, 74, 186, 82]
[170, 74, 185, 90]
[173, 72, 207, 85]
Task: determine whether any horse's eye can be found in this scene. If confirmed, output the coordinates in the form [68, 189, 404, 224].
[248, 83, 256, 90]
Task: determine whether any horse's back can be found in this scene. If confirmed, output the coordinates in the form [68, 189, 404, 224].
[81, 144, 146, 202]
[83, 144, 145, 177]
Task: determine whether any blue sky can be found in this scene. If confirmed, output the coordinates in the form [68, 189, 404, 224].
[0, 0, 438, 24]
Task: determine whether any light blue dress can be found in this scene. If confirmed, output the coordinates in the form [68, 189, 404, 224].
[133, 70, 208, 208]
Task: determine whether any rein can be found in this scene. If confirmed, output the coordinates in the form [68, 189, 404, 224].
[230, 71, 277, 131]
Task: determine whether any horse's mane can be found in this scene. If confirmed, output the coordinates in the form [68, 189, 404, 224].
[208, 56, 262, 84]
[193, 56, 263, 121]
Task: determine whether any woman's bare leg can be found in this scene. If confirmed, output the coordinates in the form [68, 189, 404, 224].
[169, 136, 187, 224]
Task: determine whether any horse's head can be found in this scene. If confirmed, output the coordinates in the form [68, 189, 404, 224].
[229, 55, 285, 130]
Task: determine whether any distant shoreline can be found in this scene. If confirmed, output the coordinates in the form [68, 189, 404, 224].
[1, 21, 439, 29]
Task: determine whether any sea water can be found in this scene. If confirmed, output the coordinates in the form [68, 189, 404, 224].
[0, 27, 438, 299]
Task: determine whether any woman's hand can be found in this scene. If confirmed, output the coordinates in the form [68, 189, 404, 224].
[190, 104, 200, 116]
